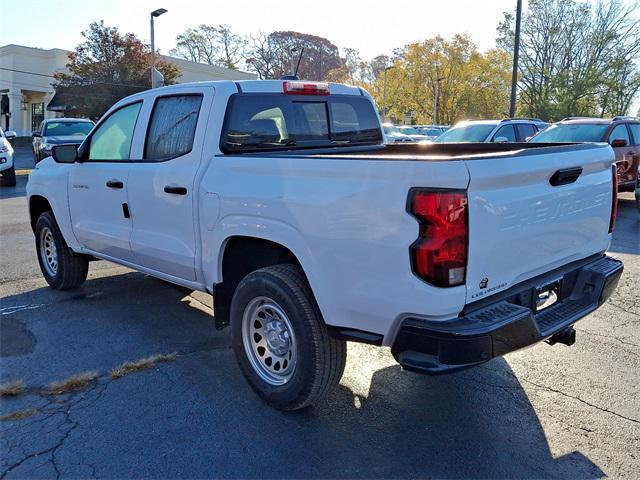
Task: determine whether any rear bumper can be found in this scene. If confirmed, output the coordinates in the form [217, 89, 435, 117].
[392, 255, 623, 375]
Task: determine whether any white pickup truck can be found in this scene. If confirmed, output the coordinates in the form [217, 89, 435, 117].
[27, 80, 623, 410]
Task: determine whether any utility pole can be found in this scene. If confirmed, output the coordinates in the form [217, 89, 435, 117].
[433, 77, 444, 125]
[509, 0, 522, 117]
[150, 8, 167, 88]
[382, 65, 395, 122]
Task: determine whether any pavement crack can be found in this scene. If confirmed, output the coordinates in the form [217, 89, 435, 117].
[520, 377, 640, 425]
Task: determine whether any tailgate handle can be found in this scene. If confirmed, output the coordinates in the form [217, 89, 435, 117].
[549, 167, 583, 186]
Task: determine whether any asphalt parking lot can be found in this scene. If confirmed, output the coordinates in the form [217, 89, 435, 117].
[1, 146, 638, 479]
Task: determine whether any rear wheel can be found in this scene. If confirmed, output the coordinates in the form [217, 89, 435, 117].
[35, 212, 88, 290]
[231, 264, 346, 410]
[0, 166, 16, 187]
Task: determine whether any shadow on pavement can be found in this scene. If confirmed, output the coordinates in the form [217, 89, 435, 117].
[0, 172, 28, 199]
[607, 197, 639, 256]
[0, 271, 604, 479]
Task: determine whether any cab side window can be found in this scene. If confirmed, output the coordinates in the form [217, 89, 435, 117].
[609, 124, 630, 145]
[88, 102, 142, 161]
[144, 95, 203, 161]
[493, 125, 516, 142]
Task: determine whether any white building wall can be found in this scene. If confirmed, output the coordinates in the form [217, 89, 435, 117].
[1, 44, 256, 136]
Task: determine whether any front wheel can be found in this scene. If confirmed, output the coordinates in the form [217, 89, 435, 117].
[231, 264, 346, 411]
[35, 212, 88, 290]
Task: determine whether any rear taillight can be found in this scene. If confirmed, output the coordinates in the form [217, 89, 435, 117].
[609, 164, 618, 233]
[283, 81, 330, 95]
[408, 189, 468, 287]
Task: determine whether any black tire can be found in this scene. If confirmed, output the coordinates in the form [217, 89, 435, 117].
[231, 264, 347, 411]
[0, 166, 16, 187]
[35, 211, 88, 290]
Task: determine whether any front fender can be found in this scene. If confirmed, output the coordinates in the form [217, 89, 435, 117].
[27, 161, 81, 251]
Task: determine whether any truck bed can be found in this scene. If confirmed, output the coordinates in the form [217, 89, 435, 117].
[248, 141, 600, 161]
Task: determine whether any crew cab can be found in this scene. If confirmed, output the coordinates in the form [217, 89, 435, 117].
[27, 80, 623, 410]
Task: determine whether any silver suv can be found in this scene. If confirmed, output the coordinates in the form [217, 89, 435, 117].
[436, 118, 548, 143]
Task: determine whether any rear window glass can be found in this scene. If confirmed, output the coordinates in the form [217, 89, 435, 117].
[220, 94, 382, 153]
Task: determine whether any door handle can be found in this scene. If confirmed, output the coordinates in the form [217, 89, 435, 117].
[106, 179, 124, 189]
[164, 185, 187, 195]
[549, 167, 582, 186]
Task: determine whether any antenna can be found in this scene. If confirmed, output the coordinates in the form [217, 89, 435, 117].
[294, 47, 304, 78]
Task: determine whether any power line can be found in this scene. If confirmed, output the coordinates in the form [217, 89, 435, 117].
[0, 67, 149, 89]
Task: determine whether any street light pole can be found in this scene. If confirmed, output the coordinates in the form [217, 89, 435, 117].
[382, 65, 394, 122]
[509, 0, 522, 117]
[150, 8, 167, 89]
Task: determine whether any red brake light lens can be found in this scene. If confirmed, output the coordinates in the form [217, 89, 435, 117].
[409, 190, 468, 287]
[283, 81, 330, 96]
[609, 164, 618, 233]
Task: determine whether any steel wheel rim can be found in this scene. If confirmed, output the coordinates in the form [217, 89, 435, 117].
[241, 296, 297, 386]
[39, 227, 58, 277]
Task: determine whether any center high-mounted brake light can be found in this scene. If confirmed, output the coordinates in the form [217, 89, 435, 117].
[283, 81, 330, 96]
[408, 189, 468, 288]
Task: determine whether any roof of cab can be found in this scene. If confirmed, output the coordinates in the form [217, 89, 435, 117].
[143, 79, 365, 96]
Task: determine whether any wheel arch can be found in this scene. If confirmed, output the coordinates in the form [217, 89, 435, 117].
[213, 235, 312, 329]
[29, 195, 53, 233]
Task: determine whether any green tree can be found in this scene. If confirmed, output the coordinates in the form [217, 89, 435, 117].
[497, 0, 640, 120]
[54, 21, 180, 119]
[364, 35, 511, 124]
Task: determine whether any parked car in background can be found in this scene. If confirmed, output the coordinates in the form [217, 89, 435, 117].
[382, 123, 415, 143]
[415, 125, 449, 140]
[0, 127, 17, 186]
[397, 126, 432, 142]
[530, 117, 640, 193]
[33, 118, 95, 162]
[635, 167, 640, 212]
[436, 118, 548, 143]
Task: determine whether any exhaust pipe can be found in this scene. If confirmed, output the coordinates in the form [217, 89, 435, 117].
[546, 327, 576, 346]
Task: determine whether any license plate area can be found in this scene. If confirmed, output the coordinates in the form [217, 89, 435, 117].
[534, 278, 562, 312]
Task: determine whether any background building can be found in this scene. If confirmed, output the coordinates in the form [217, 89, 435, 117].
[0, 44, 256, 136]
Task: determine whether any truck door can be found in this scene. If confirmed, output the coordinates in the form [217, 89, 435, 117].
[68, 101, 143, 262]
[127, 87, 212, 281]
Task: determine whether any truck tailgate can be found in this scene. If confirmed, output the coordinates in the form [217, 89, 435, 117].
[464, 144, 614, 303]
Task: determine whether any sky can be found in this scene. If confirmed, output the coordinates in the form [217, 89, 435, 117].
[1, 0, 639, 115]
[0, 0, 518, 59]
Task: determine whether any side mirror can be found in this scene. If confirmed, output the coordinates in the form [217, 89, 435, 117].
[52, 144, 78, 164]
[494, 136, 510, 143]
[610, 138, 627, 148]
[32, 131, 42, 138]
[4, 131, 17, 140]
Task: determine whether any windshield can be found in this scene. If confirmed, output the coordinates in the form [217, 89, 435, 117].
[398, 127, 422, 135]
[383, 125, 400, 135]
[44, 121, 94, 136]
[530, 123, 609, 142]
[221, 94, 382, 153]
[436, 124, 496, 142]
[420, 128, 444, 136]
